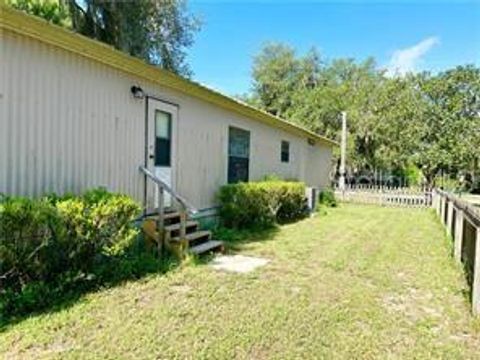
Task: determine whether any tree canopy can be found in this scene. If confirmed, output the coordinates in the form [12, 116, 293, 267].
[10, 0, 200, 76]
[245, 43, 480, 187]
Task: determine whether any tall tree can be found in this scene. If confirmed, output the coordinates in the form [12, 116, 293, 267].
[9, 0, 200, 76]
[248, 42, 480, 187]
[412, 66, 480, 185]
[10, 0, 69, 26]
[249, 43, 322, 117]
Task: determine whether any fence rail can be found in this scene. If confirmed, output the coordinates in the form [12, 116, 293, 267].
[433, 189, 480, 315]
[336, 184, 430, 193]
[334, 185, 432, 208]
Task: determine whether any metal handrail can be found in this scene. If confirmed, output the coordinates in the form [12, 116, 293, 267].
[139, 165, 197, 215]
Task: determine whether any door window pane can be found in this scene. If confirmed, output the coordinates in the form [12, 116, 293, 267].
[228, 127, 250, 183]
[155, 111, 171, 139]
[155, 110, 171, 166]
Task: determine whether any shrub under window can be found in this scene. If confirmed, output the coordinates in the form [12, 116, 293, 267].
[218, 180, 307, 228]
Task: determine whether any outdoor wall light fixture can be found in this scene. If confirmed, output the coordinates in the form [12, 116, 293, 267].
[131, 85, 145, 99]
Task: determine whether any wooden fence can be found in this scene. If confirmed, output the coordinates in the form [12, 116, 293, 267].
[334, 185, 432, 208]
[433, 189, 480, 315]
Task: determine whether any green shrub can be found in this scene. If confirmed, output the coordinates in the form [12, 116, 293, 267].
[0, 196, 65, 291]
[57, 193, 140, 259]
[262, 174, 282, 182]
[218, 181, 307, 228]
[0, 188, 142, 320]
[82, 187, 116, 205]
[276, 183, 308, 222]
[403, 164, 423, 187]
[319, 188, 337, 207]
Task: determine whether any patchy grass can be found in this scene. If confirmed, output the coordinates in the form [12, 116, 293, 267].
[1, 204, 479, 359]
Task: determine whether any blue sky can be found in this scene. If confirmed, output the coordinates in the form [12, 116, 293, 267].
[187, 0, 480, 95]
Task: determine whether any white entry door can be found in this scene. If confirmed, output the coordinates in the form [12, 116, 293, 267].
[146, 99, 177, 211]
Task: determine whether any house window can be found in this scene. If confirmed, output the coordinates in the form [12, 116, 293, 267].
[281, 140, 290, 163]
[228, 127, 250, 183]
[155, 110, 171, 166]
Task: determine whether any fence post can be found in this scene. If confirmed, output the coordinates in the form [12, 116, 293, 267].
[447, 201, 454, 235]
[431, 190, 437, 210]
[472, 226, 480, 315]
[454, 208, 464, 263]
[436, 192, 442, 216]
[441, 197, 447, 225]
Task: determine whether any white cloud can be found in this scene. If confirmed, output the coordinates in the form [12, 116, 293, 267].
[386, 37, 440, 77]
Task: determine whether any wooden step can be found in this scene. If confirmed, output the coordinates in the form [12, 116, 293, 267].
[164, 220, 198, 233]
[144, 212, 182, 226]
[170, 230, 211, 243]
[164, 212, 181, 220]
[145, 209, 179, 218]
[143, 219, 198, 240]
[189, 240, 224, 255]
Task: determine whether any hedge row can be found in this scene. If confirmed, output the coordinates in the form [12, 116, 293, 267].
[0, 188, 142, 318]
[218, 180, 308, 228]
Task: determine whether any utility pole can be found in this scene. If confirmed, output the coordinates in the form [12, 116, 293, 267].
[339, 111, 347, 191]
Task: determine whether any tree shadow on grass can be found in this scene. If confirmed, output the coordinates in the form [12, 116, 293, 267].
[0, 238, 180, 332]
[212, 225, 281, 253]
[1, 225, 283, 331]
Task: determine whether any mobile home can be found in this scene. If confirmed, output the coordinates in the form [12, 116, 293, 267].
[0, 7, 336, 219]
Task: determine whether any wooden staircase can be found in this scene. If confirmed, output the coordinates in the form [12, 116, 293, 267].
[139, 165, 223, 258]
[142, 210, 223, 258]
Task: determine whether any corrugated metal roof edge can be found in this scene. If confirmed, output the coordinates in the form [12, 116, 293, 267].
[0, 6, 338, 147]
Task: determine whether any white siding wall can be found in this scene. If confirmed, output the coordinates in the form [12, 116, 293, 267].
[1, 31, 145, 200]
[0, 30, 333, 209]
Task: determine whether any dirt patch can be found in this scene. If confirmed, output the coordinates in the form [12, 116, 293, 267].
[382, 288, 442, 323]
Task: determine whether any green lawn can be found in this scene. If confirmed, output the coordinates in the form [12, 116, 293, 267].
[1, 205, 480, 359]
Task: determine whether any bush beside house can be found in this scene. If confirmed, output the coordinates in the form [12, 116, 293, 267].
[318, 188, 337, 208]
[0, 188, 159, 321]
[218, 180, 307, 228]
